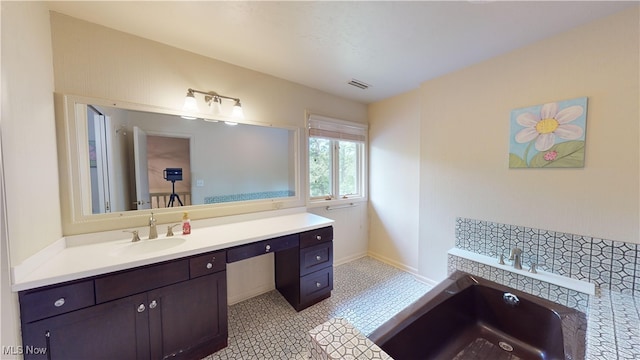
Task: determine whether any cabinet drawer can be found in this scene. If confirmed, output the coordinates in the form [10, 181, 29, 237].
[300, 226, 333, 248]
[190, 251, 226, 278]
[300, 267, 333, 305]
[95, 259, 189, 303]
[19, 280, 95, 323]
[300, 242, 333, 276]
[227, 234, 299, 263]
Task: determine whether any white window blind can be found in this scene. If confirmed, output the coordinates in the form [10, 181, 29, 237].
[308, 114, 367, 142]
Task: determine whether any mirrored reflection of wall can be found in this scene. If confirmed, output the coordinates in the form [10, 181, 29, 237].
[86, 104, 296, 214]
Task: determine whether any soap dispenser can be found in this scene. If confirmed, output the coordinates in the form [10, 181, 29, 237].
[182, 212, 191, 235]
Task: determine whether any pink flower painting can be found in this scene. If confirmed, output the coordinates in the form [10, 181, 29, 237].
[509, 97, 587, 168]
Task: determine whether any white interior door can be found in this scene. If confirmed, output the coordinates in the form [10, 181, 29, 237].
[93, 113, 111, 212]
[133, 126, 151, 210]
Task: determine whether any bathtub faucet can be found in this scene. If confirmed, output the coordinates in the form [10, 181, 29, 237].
[509, 248, 523, 270]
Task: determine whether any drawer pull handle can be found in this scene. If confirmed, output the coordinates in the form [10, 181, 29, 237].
[137, 304, 146, 313]
[315, 282, 322, 288]
[316, 235, 322, 240]
[316, 255, 322, 261]
[53, 298, 65, 307]
[265, 244, 271, 252]
[149, 300, 158, 309]
[206, 262, 213, 269]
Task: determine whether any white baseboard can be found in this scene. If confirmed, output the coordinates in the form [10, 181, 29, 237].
[367, 251, 438, 287]
[333, 251, 368, 266]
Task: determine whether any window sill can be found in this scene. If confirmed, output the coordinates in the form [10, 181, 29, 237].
[307, 197, 367, 209]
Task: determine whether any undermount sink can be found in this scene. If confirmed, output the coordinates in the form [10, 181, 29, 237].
[110, 237, 187, 257]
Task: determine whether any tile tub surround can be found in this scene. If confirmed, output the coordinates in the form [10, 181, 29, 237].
[454, 217, 640, 295]
[309, 318, 390, 359]
[448, 254, 591, 313]
[587, 290, 640, 359]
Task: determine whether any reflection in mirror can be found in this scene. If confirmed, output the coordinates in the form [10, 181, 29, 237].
[81, 102, 297, 215]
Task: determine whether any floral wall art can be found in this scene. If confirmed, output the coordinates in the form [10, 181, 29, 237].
[509, 97, 587, 168]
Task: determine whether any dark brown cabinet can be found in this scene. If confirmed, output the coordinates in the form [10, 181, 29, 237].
[19, 250, 227, 360]
[147, 271, 227, 359]
[21, 292, 149, 360]
[275, 226, 334, 311]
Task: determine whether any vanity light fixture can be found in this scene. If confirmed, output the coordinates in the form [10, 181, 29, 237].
[181, 88, 245, 122]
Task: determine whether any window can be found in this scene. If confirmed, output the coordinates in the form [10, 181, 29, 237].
[308, 114, 367, 202]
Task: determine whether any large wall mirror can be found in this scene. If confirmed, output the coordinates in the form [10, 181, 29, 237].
[57, 94, 302, 235]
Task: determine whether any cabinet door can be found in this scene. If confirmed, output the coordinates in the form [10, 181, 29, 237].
[21, 293, 150, 360]
[148, 271, 227, 360]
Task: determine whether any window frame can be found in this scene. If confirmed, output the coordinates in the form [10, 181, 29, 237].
[306, 114, 368, 207]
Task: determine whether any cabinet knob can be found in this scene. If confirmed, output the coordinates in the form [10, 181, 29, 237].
[315, 282, 322, 288]
[137, 304, 146, 313]
[265, 244, 271, 252]
[316, 255, 322, 261]
[206, 262, 213, 269]
[316, 235, 322, 240]
[53, 298, 65, 307]
[149, 300, 158, 309]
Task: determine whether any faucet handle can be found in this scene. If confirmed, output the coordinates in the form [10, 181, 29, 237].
[124, 230, 141, 242]
[166, 223, 181, 237]
[529, 263, 537, 274]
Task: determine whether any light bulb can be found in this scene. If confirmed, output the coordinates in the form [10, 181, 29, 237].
[209, 97, 222, 115]
[181, 91, 198, 119]
[232, 99, 245, 120]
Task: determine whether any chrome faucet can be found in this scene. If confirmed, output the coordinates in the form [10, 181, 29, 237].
[148, 212, 158, 239]
[509, 248, 523, 270]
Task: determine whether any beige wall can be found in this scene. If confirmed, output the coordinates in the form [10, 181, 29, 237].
[1, 1, 60, 355]
[2, 3, 61, 267]
[417, 7, 639, 281]
[368, 89, 421, 273]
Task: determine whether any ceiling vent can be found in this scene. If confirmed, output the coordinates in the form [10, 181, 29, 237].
[347, 79, 371, 90]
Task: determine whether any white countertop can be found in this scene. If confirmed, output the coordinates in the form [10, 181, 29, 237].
[12, 212, 334, 292]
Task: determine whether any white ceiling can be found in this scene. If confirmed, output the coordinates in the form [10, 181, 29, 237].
[47, 1, 636, 104]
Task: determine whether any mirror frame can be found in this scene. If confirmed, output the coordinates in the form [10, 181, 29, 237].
[55, 93, 304, 235]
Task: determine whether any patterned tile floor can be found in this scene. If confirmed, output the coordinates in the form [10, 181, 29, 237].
[202, 257, 432, 360]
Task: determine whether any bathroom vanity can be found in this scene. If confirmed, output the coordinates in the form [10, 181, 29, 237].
[14, 212, 333, 359]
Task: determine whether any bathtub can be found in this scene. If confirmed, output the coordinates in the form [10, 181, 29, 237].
[368, 271, 586, 360]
